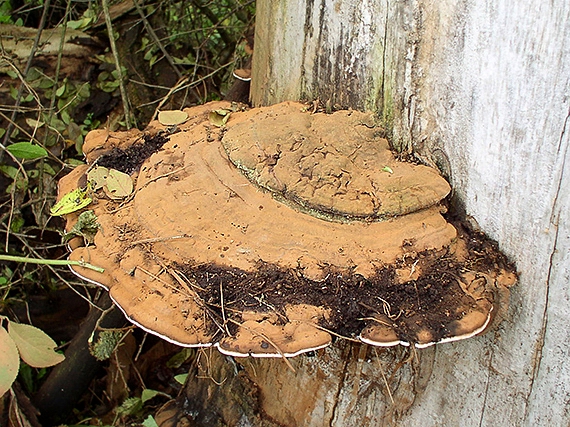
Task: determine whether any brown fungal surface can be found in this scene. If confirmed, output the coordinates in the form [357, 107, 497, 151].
[59, 101, 516, 356]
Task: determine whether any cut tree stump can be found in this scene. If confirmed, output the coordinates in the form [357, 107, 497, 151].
[162, 1, 569, 426]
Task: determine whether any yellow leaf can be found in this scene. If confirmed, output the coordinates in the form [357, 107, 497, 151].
[50, 186, 92, 216]
[158, 110, 189, 126]
[209, 109, 231, 127]
[103, 169, 133, 199]
[87, 165, 110, 190]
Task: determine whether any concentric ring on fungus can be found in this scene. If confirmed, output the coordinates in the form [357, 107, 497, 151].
[59, 101, 516, 357]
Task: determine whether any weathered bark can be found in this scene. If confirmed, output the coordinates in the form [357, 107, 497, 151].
[174, 1, 570, 426]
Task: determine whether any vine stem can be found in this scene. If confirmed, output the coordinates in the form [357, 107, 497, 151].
[0, 254, 105, 273]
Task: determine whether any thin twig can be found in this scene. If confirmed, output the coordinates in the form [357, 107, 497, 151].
[129, 234, 190, 246]
[1, 0, 51, 150]
[101, 0, 133, 128]
[373, 348, 395, 405]
[219, 279, 231, 336]
[133, 0, 182, 79]
[146, 61, 234, 114]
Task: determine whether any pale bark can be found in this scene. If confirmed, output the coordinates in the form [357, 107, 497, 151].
[180, 1, 570, 426]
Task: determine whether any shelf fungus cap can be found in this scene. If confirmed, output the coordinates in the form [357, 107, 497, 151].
[58, 101, 515, 356]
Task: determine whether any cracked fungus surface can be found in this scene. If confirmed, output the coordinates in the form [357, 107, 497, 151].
[60, 101, 516, 356]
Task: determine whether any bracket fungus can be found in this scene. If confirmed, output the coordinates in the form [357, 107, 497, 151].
[58, 102, 516, 357]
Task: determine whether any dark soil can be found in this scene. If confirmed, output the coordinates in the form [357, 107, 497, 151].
[175, 224, 515, 344]
[96, 132, 170, 174]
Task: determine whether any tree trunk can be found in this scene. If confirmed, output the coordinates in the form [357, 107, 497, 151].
[176, 1, 570, 425]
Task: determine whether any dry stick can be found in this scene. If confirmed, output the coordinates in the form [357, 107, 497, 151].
[1, 58, 44, 107]
[133, 0, 182, 80]
[148, 62, 234, 116]
[1, 0, 51, 150]
[44, 0, 72, 132]
[101, 0, 133, 129]
[151, 76, 190, 119]
[219, 279, 231, 336]
[129, 234, 190, 246]
[170, 268, 206, 292]
[0, 137, 27, 252]
[373, 348, 395, 405]
[301, 320, 361, 343]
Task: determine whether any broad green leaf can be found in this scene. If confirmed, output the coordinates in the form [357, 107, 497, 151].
[103, 169, 133, 199]
[37, 77, 55, 89]
[8, 322, 64, 368]
[142, 415, 159, 427]
[174, 373, 188, 385]
[0, 325, 19, 397]
[0, 165, 19, 179]
[6, 142, 48, 160]
[141, 389, 160, 403]
[209, 109, 231, 127]
[158, 110, 188, 126]
[50, 186, 92, 216]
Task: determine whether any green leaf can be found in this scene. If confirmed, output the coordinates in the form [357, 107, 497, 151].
[6, 142, 48, 160]
[7, 322, 65, 368]
[141, 389, 160, 403]
[166, 348, 193, 369]
[117, 397, 143, 416]
[142, 415, 159, 427]
[381, 166, 394, 174]
[10, 216, 24, 233]
[55, 83, 66, 97]
[0, 165, 19, 180]
[0, 325, 20, 397]
[174, 373, 188, 385]
[50, 186, 92, 216]
[37, 77, 55, 89]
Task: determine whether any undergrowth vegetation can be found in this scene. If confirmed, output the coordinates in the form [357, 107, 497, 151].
[0, 0, 254, 424]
